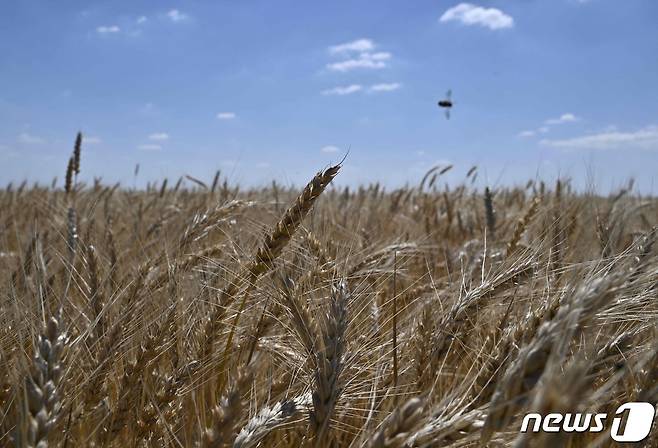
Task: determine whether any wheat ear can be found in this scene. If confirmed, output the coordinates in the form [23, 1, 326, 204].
[484, 186, 496, 240]
[368, 397, 424, 448]
[201, 164, 340, 361]
[233, 393, 313, 448]
[247, 164, 341, 279]
[310, 280, 350, 447]
[202, 369, 254, 448]
[506, 196, 541, 256]
[22, 311, 66, 448]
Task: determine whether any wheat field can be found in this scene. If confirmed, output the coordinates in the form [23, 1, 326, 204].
[1, 134, 657, 447]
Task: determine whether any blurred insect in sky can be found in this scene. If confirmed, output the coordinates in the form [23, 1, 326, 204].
[437, 89, 453, 120]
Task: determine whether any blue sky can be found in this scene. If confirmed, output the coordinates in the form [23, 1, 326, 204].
[1, 1, 658, 192]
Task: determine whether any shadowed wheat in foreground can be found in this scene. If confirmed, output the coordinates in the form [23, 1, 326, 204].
[1, 135, 658, 447]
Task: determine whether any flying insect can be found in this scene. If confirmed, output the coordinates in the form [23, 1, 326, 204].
[438, 89, 453, 119]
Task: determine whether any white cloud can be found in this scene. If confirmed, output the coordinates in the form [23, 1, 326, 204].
[369, 82, 401, 92]
[368, 52, 391, 61]
[329, 39, 375, 55]
[137, 144, 162, 151]
[321, 145, 340, 153]
[137, 16, 148, 24]
[326, 39, 392, 72]
[327, 58, 385, 72]
[545, 113, 579, 125]
[18, 132, 44, 144]
[167, 9, 188, 22]
[322, 84, 362, 96]
[518, 116, 577, 139]
[327, 52, 391, 72]
[540, 125, 658, 150]
[84, 136, 101, 144]
[97, 25, 120, 34]
[148, 132, 169, 141]
[217, 112, 236, 120]
[440, 3, 514, 30]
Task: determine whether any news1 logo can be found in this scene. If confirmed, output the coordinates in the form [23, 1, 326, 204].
[520, 402, 656, 442]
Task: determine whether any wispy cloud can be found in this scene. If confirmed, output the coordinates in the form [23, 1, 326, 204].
[148, 132, 169, 141]
[328, 39, 374, 55]
[96, 25, 120, 34]
[327, 52, 391, 72]
[137, 144, 162, 151]
[321, 145, 340, 153]
[326, 39, 392, 72]
[322, 85, 362, 96]
[84, 136, 101, 144]
[540, 125, 658, 150]
[167, 9, 188, 23]
[369, 83, 401, 92]
[440, 3, 514, 30]
[322, 83, 401, 96]
[137, 16, 148, 24]
[545, 113, 579, 125]
[18, 132, 44, 144]
[518, 114, 578, 138]
[217, 112, 236, 120]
